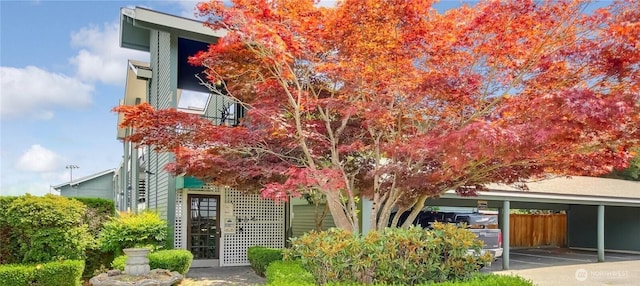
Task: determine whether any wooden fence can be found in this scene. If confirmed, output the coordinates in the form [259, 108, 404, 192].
[509, 214, 567, 247]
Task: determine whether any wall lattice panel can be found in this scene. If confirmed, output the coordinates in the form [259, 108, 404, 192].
[173, 187, 285, 266]
[222, 189, 285, 266]
[174, 189, 184, 249]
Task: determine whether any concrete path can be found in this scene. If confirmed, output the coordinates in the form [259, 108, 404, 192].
[182, 266, 266, 286]
[494, 260, 640, 286]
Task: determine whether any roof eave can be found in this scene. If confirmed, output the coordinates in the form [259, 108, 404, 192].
[442, 189, 640, 207]
[120, 6, 226, 52]
[52, 169, 116, 189]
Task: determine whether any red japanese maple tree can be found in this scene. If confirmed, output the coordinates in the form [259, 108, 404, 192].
[116, 0, 640, 232]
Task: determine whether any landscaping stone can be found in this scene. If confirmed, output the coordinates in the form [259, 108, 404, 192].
[89, 269, 183, 286]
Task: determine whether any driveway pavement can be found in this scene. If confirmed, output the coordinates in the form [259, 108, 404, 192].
[488, 248, 640, 286]
[494, 260, 640, 286]
[483, 247, 640, 271]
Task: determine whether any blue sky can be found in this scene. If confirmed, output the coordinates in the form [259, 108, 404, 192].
[0, 0, 202, 196]
[1, 0, 613, 197]
[0, 0, 473, 197]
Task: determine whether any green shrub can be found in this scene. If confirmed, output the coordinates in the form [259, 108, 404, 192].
[286, 228, 362, 284]
[149, 249, 194, 274]
[72, 197, 116, 278]
[428, 274, 533, 285]
[111, 255, 126, 271]
[317, 274, 532, 285]
[248, 246, 284, 277]
[0, 260, 85, 286]
[83, 248, 114, 278]
[265, 260, 314, 285]
[4, 194, 93, 263]
[111, 249, 194, 275]
[0, 196, 20, 264]
[286, 223, 492, 285]
[0, 264, 32, 286]
[98, 210, 168, 255]
[72, 197, 116, 238]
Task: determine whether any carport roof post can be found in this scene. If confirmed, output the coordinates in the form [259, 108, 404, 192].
[598, 205, 605, 262]
[502, 200, 511, 270]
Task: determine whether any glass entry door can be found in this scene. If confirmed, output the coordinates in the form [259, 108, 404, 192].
[187, 194, 220, 259]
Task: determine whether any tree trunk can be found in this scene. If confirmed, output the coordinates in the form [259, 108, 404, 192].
[400, 195, 428, 229]
[314, 202, 329, 231]
[389, 206, 408, 228]
[324, 191, 358, 233]
[369, 192, 381, 232]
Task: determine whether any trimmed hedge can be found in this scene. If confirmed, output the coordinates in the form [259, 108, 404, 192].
[111, 249, 193, 275]
[247, 246, 284, 277]
[431, 274, 533, 286]
[264, 260, 532, 286]
[0, 260, 85, 286]
[266, 260, 314, 285]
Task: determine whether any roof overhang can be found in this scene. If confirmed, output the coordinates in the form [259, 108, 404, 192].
[440, 190, 640, 208]
[120, 6, 226, 52]
[53, 169, 116, 189]
[438, 176, 640, 208]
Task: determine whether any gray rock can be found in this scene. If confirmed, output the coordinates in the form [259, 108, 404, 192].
[89, 269, 183, 286]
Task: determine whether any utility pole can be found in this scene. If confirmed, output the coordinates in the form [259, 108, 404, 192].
[66, 165, 79, 182]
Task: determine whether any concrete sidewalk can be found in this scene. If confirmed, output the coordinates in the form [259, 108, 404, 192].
[182, 266, 266, 286]
[494, 260, 640, 286]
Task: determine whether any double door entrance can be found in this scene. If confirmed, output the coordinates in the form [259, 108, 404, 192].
[187, 194, 220, 260]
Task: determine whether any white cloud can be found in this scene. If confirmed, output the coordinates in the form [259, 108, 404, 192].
[69, 21, 148, 86]
[0, 66, 93, 120]
[15, 144, 65, 173]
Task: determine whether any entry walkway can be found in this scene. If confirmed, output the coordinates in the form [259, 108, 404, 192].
[183, 266, 266, 286]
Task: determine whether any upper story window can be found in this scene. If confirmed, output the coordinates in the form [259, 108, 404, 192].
[177, 89, 209, 114]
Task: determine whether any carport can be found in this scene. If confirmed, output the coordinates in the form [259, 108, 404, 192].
[425, 176, 640, 270]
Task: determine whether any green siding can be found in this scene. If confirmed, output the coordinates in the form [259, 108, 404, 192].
[291, 204, 336, 238]
[568, 205, 640, 252]
[59, 172, 114, 201]
[146, 29, 177, 239]
[205, 92, 236, 124]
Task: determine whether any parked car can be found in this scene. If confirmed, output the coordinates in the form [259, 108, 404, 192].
[391, 210, 503, 259]
[468, 228, 503, 259]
